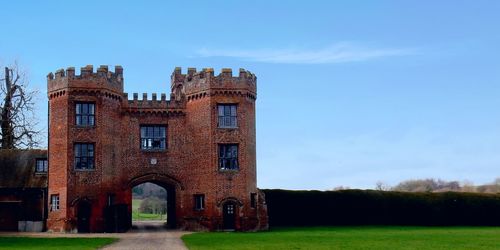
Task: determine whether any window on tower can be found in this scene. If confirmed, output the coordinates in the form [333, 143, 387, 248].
[75, 102, 95, 126]
[74, 143, 95, 170]
[217, 104, 237, 128]
[50, 194, 60, 211]
[194, 194, 205, 210]
[218, 144, 239, 170]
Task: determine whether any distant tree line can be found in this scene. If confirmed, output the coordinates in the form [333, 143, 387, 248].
[371, 177, 500, 193]
[132, 182, 168, 215]
[132, 182, 167, 199]
[139, 197, 167, 214]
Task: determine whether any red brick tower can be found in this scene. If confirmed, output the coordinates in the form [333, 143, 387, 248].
[46, 65, 267, 232]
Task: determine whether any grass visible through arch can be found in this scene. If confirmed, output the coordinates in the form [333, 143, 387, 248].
[0, 237, 117, 250]
[181, 226, 500, 250]
[132, 198, 167, 221]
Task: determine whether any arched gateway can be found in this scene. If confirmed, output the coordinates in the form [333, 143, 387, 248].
[46, 65, 268, 232]
[127, 174, 180, 229]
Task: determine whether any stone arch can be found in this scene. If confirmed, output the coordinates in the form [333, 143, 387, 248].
[126, 173, 183, 229]
[217, 197, 243, 207]
[69, 196, 92, 207]
[126, 173, 184, 190]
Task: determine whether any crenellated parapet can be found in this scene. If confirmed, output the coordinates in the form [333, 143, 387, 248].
[47, 65, 124, 95]
[121, 92, 186, 116]
[47, 65, 257, 111]
[171, 67, 257, 101]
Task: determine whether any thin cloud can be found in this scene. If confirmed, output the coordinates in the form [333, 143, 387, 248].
[196, 43, 416, 64]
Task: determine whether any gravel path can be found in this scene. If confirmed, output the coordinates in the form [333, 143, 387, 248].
[0, 221, 190, 250]
[101, 221, 189, 250]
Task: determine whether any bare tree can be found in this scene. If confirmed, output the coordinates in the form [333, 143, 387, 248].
[331, 185, 350, 191]
[460, 180, 476, 193]
[375, 181, 390, 191]
[476, 177, 500, 193]
[494, 177, 500, 186]
[392, 178, 463, 192]
[392, 179, 437, 192]
[0, 62, 40, 149]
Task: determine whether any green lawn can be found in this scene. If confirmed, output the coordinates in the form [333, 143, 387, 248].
[182, 226, 500, 250]
[132, 211, 165, 220]
[0, 237, 117, 250]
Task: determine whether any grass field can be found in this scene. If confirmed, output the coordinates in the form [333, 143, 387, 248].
[132, 211, 165, 220]
[182, 226, 500, 250]
[132, 198, 166, 221]
[0, 237, 117, 250]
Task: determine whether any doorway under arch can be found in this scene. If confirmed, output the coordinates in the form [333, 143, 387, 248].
[101, 173, 183, 232]
[222, 201, 236, 231]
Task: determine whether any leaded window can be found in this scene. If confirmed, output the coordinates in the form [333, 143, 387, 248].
[75, 103, 95, 126]
[218, 144, 239, 170]
[51, 194, 59, 211]
[140, 125, 166, 150]
[218, 104, 237, 128]
[74, 143, 95, 170]
[35, 158, 48, 173]
[194, 194, 205, 210]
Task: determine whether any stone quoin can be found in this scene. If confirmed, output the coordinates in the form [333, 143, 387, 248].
[46, 65, 268, 232]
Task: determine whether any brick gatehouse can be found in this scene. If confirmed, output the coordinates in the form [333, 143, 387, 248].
[46, 65, 268, 232]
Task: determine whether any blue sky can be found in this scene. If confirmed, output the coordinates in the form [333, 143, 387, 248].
[1, 1, 500, 189]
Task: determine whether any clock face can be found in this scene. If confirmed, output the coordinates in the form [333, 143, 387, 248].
[150, 158, 157, 165]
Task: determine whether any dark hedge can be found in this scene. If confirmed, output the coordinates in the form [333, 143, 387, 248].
[262, 189, 500, 227]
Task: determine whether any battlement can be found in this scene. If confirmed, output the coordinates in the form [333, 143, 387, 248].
[172, 67, 256, 79]
[47, 65, 124, 94]
[171, 67, 257, 96]
[122, 92, 185, 114]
